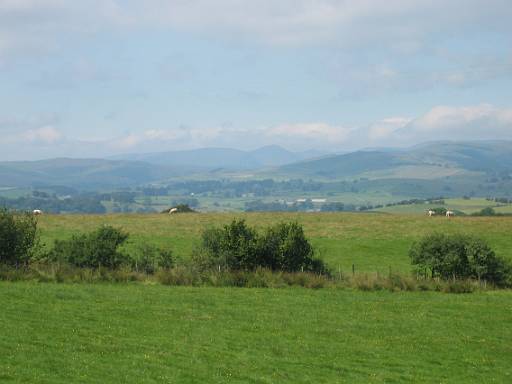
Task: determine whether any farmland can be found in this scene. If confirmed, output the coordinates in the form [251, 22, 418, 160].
[2, 212, 512, 383]
[1, 283, 511, 383]
[375, 198, 512, 215]
[37, 212, 512, 273]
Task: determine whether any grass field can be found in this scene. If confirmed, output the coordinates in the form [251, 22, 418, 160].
[1, 282, 511, 383]
[375, 198, 512, 215]
[4, 213, 512, 383]
[37, 212, 512, 274]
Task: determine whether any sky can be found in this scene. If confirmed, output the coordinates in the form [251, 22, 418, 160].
[0, 0, 511, 160]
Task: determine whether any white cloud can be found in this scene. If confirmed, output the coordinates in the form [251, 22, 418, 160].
[1, 104, 512, 160]
[266, 122, 351, 142]
[392, 104, 512, 144]
[2, 0, 510, 102]
[22, 125, 62, 143]
[143, 129, 178, 141]
[1, 0, 511, 60]
[367, 117, 411, 140]
[112, 133, 140, 150]
[130, 0, 512, 47]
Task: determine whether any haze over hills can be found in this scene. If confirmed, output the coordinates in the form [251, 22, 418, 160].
[0, 158, 185, 189]
[0, 141, 510, 189]
[266, 141, 512, 180]
[110, 145, 328, 170]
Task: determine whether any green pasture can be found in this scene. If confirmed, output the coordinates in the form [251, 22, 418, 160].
[37, 212, 512, 274]
[1, 283, 511, 383]
[376, 198, 512, 215]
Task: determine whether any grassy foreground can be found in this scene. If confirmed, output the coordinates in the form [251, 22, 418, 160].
[37, 212, 512, 273]
[1, 282, 511, 383]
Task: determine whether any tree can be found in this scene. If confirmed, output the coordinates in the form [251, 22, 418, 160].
[0, 209, 39, 267]
[473, 207, 496, 216]
[409, 233, 511, 286]
[195, 219, 327, 273]
[49, 226, 128, 269]
[259, 222, 319, 272]
[129, 244, 173, 274]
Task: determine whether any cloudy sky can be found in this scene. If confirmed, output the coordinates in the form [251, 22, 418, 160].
[1, 0, 511, 160]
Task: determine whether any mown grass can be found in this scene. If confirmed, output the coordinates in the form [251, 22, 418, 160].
[1, 282, 511, 383]
[37, 212, 512, 273]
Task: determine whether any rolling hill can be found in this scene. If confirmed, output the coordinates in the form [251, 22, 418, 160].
[111, 145, 327, 170]
[0, 158, 186, 189]
[0, 141, 510, 191]
[266, 141, 512, 180]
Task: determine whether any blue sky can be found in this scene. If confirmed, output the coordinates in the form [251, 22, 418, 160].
[0, 0, 511, 160]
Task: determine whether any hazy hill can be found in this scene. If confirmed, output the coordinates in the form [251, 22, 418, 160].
[408, 141, 512, 172]
[0, 158, 184, 188]
[111, 145, 326, 170]
[267, 141, 512, 180]
[0, 141, 510, 190]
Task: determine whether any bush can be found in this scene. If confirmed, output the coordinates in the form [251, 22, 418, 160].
[430, 207, 447, 215]
[0, 208, 39, 267]
[162, 204, 196, 214]
[442, 280, 477, 294]
[472, 207, 500, 216]
[129, 244, 173, 274]
[258, 222, 324, 273]
[194, 219, 328, 273]
[49, 225, 128, 269]
[409, 233, 512, 286]
[194, 219, 259, 270]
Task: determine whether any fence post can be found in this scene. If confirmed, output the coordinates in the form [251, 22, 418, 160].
[352, 264, 355, 276]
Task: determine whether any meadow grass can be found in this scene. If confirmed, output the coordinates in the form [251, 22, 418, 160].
[376, 198, 512, 215]
[1, 282, 511, 383]
[37, 212, 512, 273]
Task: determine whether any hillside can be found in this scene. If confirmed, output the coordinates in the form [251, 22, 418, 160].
[1, 141, 510, 193]
[111, 145, 326, 170]
[0, 158, 185, 189]
[267, 141, 512, 180]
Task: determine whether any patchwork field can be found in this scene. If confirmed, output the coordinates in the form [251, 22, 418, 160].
[37, 212, 512, 273]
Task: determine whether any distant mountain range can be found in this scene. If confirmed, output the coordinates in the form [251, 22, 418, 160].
[110, 145, 327, 170]
[0, 141, 510, 189]
[0, 158, 183, 188]
[265, 141, 512, 180]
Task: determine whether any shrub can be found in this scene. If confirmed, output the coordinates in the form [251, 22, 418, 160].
[129, 244, 173, 274]
[49, 225, 128, 269]
[259, 222, 326, 273]
[0, 208, 39, 267]
[409, 233, 512, 286]
[194, 219, 328, 273]
[194, 219, 259, 270]
[431, 207, 447, 215]
[161, 204, 196, 214]
[156, 266, 201, 286]
[472, 207, 497, 216]
[442, 280, 476, 294]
